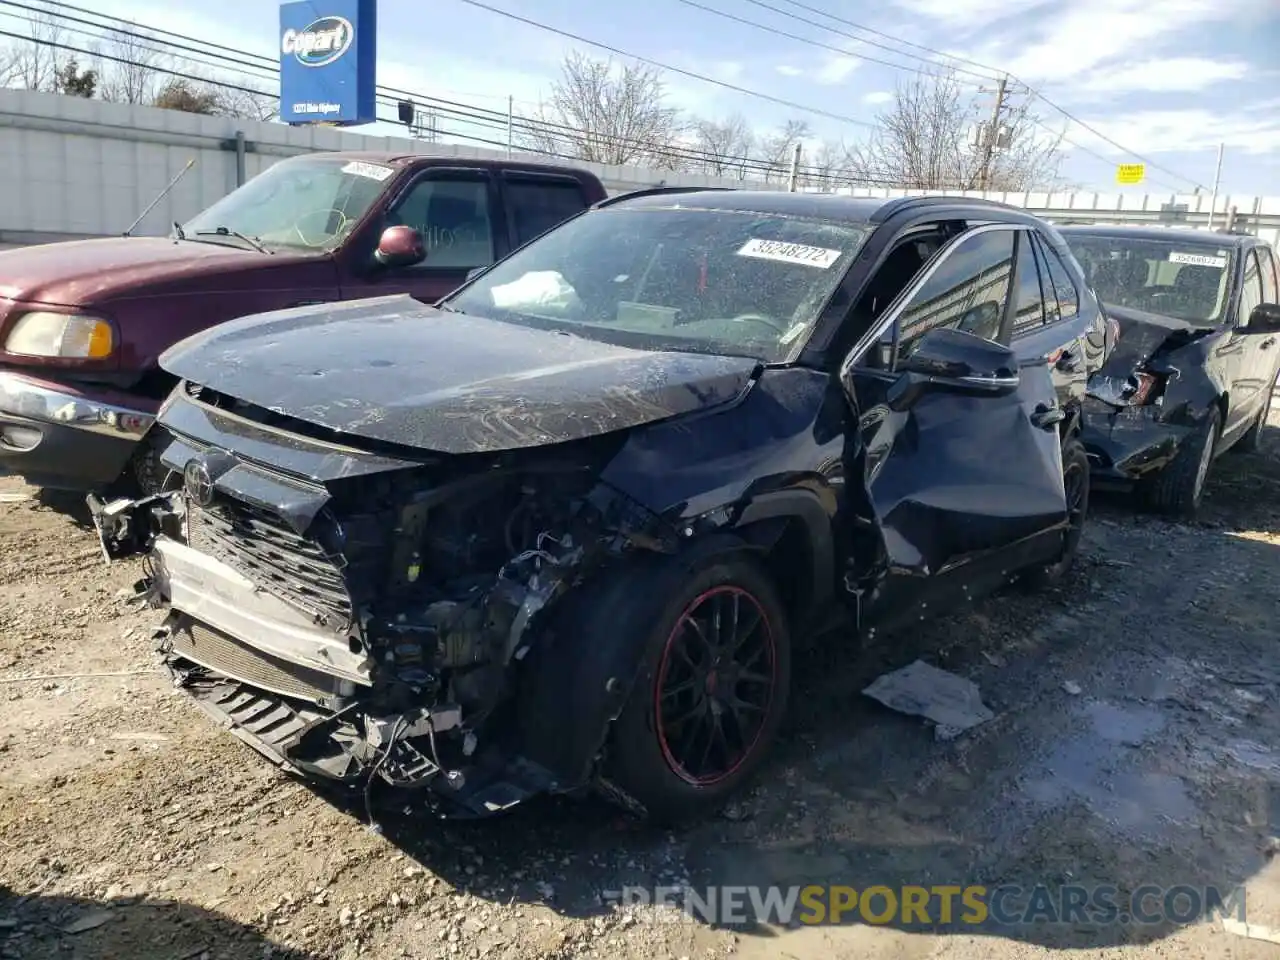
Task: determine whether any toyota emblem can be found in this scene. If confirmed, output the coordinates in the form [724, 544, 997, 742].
[183, 459, 214, 506]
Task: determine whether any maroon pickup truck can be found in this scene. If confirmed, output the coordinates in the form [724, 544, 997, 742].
[0, 151, 607, 492]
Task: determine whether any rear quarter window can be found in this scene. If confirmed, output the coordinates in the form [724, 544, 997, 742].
[506, 177, 589, 247]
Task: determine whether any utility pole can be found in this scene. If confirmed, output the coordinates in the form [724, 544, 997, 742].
[787, 141, 803, 192]
[977, 73, 1009, 192]
[1206, 143, 1224, 230]
[506, 95, 514, 157]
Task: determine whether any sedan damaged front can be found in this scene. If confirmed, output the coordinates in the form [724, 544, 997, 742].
[89, 200, 875, 822]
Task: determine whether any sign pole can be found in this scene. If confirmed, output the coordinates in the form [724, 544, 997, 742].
[1207, 143, 1224, 231]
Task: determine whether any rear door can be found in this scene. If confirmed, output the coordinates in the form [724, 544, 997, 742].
[1245, 246, 1280, 405]
[842, 223, 1068, 629]
[499, 171, 594, 251]
[346, 166, 503, 304]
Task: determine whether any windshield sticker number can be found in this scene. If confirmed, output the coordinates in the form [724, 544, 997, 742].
[341, 161, 395, 182]
[737, 238, 842, 269]
[1169, 251, 1227, 268]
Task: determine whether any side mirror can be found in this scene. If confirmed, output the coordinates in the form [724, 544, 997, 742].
[374, 225, 426, 269]
[887, 327, 1020, 412]
[1248, 303, 1280, 333]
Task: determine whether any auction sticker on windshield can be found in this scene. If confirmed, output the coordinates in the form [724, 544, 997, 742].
[1169, 251, 1228, 268]
[737, 238, 842, 268]
[341, 161, 395, 182]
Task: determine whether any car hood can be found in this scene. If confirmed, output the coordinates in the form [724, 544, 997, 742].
[159, 295, 760, 455]
[1099, 303, 1218, 373]
[0, 237, 270, 306]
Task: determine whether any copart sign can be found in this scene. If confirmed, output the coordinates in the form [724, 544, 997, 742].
[278, 0, 377, 126]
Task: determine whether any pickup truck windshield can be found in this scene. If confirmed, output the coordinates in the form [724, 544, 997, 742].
[182, 157, 392, 252]
[444, 206, 870, 364]
[1066, 234, 1235, 325]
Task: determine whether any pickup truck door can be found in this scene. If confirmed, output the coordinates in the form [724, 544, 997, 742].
[842, 224, 1069, 631]
[343, 167, 504, 305]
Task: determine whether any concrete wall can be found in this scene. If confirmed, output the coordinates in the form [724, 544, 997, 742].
[1, 87, 1277, 247]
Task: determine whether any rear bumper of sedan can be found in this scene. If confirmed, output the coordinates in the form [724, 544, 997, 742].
[0, 370, 157, 490]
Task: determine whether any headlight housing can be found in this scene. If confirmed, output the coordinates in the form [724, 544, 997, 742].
[4, 311, 115, 359]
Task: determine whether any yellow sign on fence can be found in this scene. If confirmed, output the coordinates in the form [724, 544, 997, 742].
[1116, 163, 1146, 185]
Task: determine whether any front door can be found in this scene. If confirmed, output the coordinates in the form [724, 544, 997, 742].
[841, 224, 1069, 630]
[345, 167, 502, 304]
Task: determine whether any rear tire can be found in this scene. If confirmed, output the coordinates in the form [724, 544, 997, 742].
[604, 553, 791, 825]
[1140, 406, 1220, 519]
[1234, 401, 1267, 455]
[1022, 436, 1090, 591]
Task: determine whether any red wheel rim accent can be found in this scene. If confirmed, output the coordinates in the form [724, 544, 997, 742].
[653, 585, 777, 787]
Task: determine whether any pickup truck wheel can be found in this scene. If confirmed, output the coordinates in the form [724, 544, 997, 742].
[1021, 436, 1089, 591]
[1140, 407, 1219, 519]
[603, 555, 791, 825]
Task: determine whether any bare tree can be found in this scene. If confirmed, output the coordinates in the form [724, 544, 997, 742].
[96, 24, 169, 105]
[521, 52, 685, 166]
[845, 70, 1064, 191]
[0, 45, 18, 87]
[8, 10, 67, 91]
[759, 119, 812, 184]
[213, 85, 279, 122]
[691, 113, 755, 178]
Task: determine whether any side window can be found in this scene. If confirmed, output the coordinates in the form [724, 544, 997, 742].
[896, 228, 1015, 361]
[385, 176, 495, 270]
[1039, 240, 1080, 322]
[1239, 250, 1264, 326]
[506, 177, 589, 247]
[1011, 231, 1046, 337]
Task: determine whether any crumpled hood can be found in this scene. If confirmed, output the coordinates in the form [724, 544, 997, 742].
[159, 295, 760, 455]
[1097, 303, 1217, 374]
[0, 237, 267, 306]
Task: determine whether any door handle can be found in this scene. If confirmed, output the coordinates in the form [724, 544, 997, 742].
[1262, 337, 1277, 350]
[1031, 404, 1065, 430]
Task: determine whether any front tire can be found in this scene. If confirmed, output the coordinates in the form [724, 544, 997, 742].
[1140, 407, 1220, 519]
[604, 554, 791, 824]
[1022, 436, 1090, 591]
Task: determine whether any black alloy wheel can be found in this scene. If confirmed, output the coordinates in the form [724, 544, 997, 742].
[605, 555, 791, 823]
[653, 585, 777, 787]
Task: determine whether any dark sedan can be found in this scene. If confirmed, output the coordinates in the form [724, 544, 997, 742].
[91, 190, 1109, 823]
[1062, 225, 1280, 517]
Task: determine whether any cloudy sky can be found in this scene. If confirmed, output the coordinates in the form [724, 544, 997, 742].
[16, 0, 1280, 194]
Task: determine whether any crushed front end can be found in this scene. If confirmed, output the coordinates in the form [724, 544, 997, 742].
[90, 384, 669, 818]
[1080, 305, 1220, 487]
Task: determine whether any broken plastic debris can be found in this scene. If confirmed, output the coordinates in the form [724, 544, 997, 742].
[1063, 680, 1083, 696]
[62, 909, 115, 934]
[862, 660, 994, 739]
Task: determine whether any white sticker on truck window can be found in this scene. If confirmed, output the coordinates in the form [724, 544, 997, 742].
[341, 161, 395, 181]
[736, 238, 842, 268]
[1169, 251, 1227, 268]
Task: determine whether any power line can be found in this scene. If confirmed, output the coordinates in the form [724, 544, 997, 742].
[764, 0, 1010, 82]
[745, 0, 1205, 190]
[675, 0, 999, 84]
[449, 0, 878, 129]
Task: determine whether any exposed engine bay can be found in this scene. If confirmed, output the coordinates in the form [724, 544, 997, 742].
[92, 432, 675, 818]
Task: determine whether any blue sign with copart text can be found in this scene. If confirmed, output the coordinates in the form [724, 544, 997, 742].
[279, 0, 377, 126]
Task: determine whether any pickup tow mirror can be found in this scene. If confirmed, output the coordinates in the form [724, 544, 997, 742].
[887, 327, 1021, 412]
[1248, 302, 1280, 333]
[374, 225, 426, 268]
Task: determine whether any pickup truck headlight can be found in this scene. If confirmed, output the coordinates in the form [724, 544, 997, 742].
[4, 312, 115, 359]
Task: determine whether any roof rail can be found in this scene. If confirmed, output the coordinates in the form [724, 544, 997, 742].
[594, 185, 736, 208]
[871, 194, 1021, 221]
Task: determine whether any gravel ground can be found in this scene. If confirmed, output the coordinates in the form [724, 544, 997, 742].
[3, 404, 1280, 960]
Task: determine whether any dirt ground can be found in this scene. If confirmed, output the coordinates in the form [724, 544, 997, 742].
[3, 403, 1280, 960]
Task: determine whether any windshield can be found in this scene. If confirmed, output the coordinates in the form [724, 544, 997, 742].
[444, 206, 871, 363]
[1065, 234, 1235, 324]
[182, 157, 393, 252]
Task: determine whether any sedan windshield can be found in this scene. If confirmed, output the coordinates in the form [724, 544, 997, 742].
[182, 157, 392, 252]
[1065, 234, 1235, 324]
[444, 206, 871, 363]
